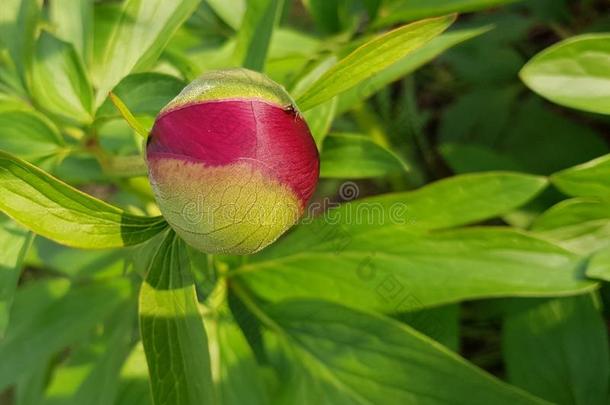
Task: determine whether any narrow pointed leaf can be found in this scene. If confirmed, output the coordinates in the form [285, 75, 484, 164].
[233, 0, 284, 71]
[295, 14, 455, 111]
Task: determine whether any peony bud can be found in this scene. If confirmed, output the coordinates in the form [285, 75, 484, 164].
[146, 69, 319, 255]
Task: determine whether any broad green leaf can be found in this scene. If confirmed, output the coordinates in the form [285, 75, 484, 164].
[531, 198, 610, 255]
[376, 0, 519, 26]
[204, 282, 268, 405]
[552, 154, 610, 200]
[0, 278, 131, 390]
[233, 0, 284, 71]
[0, 216, 33, 336]
[49, 0, 93, 64]
[0, 0, 40, 78]
[295, 15, 455, 111]
[42, 308, 134, 405]
[96, 73, 185, 121]
[114, 344, 153, 405]
[95, 0, 201, 107]
[206, 0, 246, 30]
[235, 227, 593, 311]
[521, 34, 610, 115]
[297, 16, 455, 111]
[232, 173, 585, 310]
[0, 109, 65, 163]
[139, 231, 215, 405]
[31, 31, 93, 124]
[320, 133, 408, 178]
[336, 27, 490, 114]
[503, 295, 609, 404]
[240, 294, 544, 404]
[0, 151, 167, 248]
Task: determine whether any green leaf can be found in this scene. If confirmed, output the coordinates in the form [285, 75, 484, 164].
[336, 26, 490, 114]
[303, 98, 337, 149]
[0, 216, 33, 336]
[95, 0, 201, 107]
[320, 133, 409, 178]
[114, 344, 153, 405]
[236, 292, 545, 404]
[587, 248, 610, 282]
[96, 73, 185, 121]
[0, 278, 131, 391]
[0, 109, 65, 163]
[376, 0, 519, 26]
[204, 282, 268, 405]
[42, 308, 134, 405]
[206, 0, 246, 30]
[521, 34, 610, 115]
[552, 154, 610, 200]
[302, 0, 343, 34]
[236, 227, 593, 311]
[0, 0, 40, 78]
[531, 198, 610, 255]
[296, 14, 455, 111]
[233, 0, 284, 71]
[503, 295, 609, 404]
[231, 173, 593, 310]
[139, 231, 215, 405]
[0, 151, 167, 248]
[31, 31, 93, 124]
[108, 93, 149, 139]
[49, 0, 93, 64]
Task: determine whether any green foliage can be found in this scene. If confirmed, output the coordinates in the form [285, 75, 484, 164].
[0, 151, 167, 248]
[139, 231, 215, 405]
[521, 34, 610, 115]
[1, 1, 610, 404]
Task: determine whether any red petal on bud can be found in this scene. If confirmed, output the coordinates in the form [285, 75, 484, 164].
[147, 100, 319, 207]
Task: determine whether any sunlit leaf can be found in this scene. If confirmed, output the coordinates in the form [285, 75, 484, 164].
[0, 151, 167, 248]
[95, 0, 201, 107]
[31, 31, 93, 124]
[296, 15, 455, 111]
[521, 34, 610, 115]
[552, 154, 610, 200]
[49, 0, 93, 64]
[139, 231, 215, 405]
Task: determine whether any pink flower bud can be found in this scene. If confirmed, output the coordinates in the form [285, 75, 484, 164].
[146, 69, 319, 255]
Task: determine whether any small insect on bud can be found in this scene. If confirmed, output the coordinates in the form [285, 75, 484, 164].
[146, 68, 319, 255]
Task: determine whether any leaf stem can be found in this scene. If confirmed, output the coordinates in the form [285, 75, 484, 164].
[109, 92, 149, 138]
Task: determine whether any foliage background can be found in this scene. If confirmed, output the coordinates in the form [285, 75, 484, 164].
[1, 0, 610, 404]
